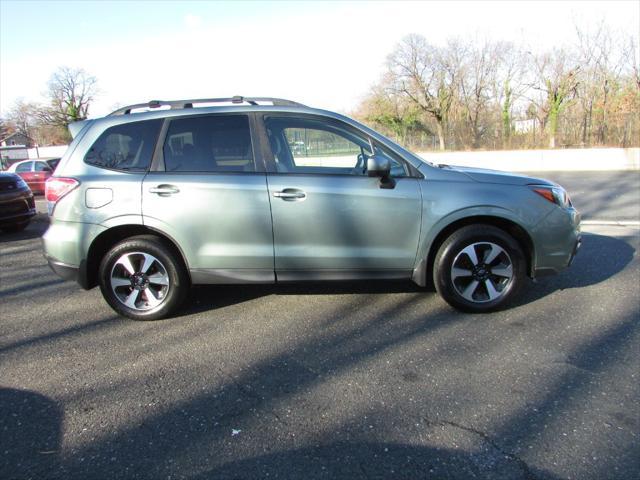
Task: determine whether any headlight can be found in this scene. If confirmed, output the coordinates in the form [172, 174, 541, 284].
[530, 185, 572, 208]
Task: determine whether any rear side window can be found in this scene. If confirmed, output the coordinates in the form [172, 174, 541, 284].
[163, 115, 254, 172]
[85, 119, 162, 172]
[16, 162, 32, 173]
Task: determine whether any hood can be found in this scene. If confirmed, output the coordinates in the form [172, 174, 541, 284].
[438, 164, 554, 186]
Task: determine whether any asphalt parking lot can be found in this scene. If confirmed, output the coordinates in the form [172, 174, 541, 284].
[1, 171, 638, 480]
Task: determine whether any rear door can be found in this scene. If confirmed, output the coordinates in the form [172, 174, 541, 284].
[33, 161, 52, 192]
[142, 113, 274, 283]
[15, 162, 34, 188]
[260, 114, 422, 280]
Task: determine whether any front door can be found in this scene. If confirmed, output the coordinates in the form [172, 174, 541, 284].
[262, 115, 422, 280]
[142, 114, 274, 284]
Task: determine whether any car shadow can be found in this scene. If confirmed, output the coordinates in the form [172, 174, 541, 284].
[181, 232, 634, 316]
[0, 387, 62, 479]
[179, 280, 428, 317]
[515, 232, 635, 306]
[190, 441, 561, 480]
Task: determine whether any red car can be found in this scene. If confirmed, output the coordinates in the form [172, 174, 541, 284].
[7, 159, 57, 195]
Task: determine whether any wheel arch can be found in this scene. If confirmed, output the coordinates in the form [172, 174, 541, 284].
[413, 214, 535, 287]
[84, 225, 191, 289]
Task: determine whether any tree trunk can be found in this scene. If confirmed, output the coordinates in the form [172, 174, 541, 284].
[436, 121, 446, 151]
[548, 107, 559, 149]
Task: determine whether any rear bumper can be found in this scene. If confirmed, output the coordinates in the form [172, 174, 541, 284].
[45, 254, 91, 289]
[42, 220, 106, 289]
[46, 255, 79, 282]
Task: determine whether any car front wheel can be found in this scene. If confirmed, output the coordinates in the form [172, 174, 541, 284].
[433, 225, 526, 312]
[99, 236, 188, 320]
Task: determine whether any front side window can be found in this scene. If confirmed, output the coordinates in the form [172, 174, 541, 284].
[163, 115, 254, 173]
[265, 116, 407, 176]
[34, 161, 50, 171]
[85, 119, 162, 172]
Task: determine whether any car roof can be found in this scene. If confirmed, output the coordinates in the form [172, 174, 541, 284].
[71, 97, 430, 170]
[8, 160, 32, 169]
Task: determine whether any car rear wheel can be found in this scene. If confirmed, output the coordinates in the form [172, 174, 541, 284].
[433, 225, 526, 312]
[99, 236, 188, 320]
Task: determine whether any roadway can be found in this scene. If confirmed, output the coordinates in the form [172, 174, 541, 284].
[1, 171, 638, 480]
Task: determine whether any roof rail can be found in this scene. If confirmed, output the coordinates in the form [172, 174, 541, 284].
[108, 96, 306, 116]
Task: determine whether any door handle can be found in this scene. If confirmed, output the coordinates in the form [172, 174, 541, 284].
[273, 189, 306, 201]
[149, 185, 180, 195]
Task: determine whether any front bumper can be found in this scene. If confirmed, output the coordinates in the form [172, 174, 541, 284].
[532, 207, 581, 277]
[567, 235, 582, 267]
[0, 190, 36, 225]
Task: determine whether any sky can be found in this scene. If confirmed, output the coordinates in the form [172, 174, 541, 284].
[1, 0, 639, 118]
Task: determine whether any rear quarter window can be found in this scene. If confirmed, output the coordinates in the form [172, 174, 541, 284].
[84, 119, 162, 172]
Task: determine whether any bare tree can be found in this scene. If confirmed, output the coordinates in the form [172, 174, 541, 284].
[358, 75, 427, 146]
[7, 99, 38, 139]
[0, 118, 11, 143]
[38, 67, 98, 127]
[491, 42, 527, 149]
[455, 38, 504, 148]
[526, 49, 580, 148]
[355, 20, 638, 151]
[387, 34, 457, 150]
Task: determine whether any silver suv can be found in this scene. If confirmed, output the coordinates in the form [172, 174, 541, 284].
[43, 96, 581, 320]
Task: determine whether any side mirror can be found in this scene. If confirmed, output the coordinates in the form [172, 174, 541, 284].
[366, 155, 396, 189]
[367, 155, 390, 178]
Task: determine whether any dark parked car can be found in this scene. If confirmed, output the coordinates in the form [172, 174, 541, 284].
[0, 172, 36, 232]
[7, 159, 55, 194]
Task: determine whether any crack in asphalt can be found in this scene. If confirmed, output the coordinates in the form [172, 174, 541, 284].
[423, 417, 538, 480]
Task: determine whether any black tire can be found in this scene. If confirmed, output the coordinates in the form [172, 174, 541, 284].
[1, 220, 30, 233]
[98, 235, 189, 320]
[433, 225, 526, 312]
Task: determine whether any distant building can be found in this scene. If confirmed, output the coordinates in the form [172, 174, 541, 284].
[0, 133, 35, 169]
[1, 132, 34, 148]
[513, 119, 540, 134]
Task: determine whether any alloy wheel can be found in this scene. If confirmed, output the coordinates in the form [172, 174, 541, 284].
[450, 242, 514, 303]
[110, 251, 170, 311]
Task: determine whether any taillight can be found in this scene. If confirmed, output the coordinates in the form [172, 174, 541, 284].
[45, 177, 79, 213]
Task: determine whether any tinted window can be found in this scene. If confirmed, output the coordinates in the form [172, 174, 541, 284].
[265, 117, 407, 176]
[16, 162, 31, 173]
[163, 115, 254, 172]
[47, 158, 60, 170]
[85, 120, 162, 171]
[34, 161, 50, 171]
